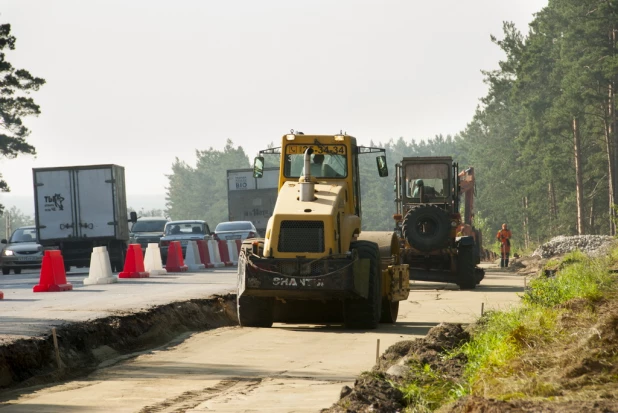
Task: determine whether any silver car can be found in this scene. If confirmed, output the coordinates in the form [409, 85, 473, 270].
[159, 220, 213, 262]
[214, 221, 258, 241]
[1, 226, 44, 275]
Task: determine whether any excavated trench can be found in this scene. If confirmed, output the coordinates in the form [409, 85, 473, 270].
[0, 294, 238, 392]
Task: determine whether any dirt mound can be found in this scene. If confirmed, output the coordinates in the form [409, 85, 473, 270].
[324, 323, 470, 413]
[325, 294, 618, 412]
[0, 295, 237, 391]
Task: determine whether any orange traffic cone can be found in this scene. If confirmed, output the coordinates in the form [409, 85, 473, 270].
[119, 244, 150, 278]
[165, 241, 188, 272]
[33, 250, 73, 292]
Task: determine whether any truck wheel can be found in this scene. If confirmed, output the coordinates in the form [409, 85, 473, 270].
[380, 300, 399, 323]
[344, 241, 381, 329]
[2, 267, 9, 275]
[457, 244, 477, 290]
[237, 295, 274, 327]
[402, 205, 451, 251]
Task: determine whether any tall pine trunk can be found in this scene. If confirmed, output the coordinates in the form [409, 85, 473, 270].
[573, 117, 585, 235]
[549, 181, 557, 236]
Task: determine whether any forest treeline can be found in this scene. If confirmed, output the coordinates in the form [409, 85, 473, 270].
[164, 0, 618, 252]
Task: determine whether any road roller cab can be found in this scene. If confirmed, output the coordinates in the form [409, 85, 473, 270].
[236, 132, 410, 329]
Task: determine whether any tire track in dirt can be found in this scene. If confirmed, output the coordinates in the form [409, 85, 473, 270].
[137, 379, 261, 413]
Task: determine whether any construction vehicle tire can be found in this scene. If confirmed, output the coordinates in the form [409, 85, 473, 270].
[402, 205, 451, 251]
[380, 300, 399, 323]
[237, 295, 274, 328]
[344, 241, 381, 329]
[457, 244, 477, 290]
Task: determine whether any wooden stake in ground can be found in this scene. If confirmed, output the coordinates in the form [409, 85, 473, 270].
[52, 327, 65, 369]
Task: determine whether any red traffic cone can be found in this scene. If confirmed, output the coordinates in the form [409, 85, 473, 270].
[119, 244, 150, 278]
[0, 291, 3, 299]
[196, 240, 214, 268]
[165, 241, 188, 272]
[33, 250, 73, 292]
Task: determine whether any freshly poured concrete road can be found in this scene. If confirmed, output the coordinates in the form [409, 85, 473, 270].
[1, 266, 525, 413]
[0, 268, 237, 343]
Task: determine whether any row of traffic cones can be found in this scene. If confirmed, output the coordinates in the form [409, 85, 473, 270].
[29, 240, 217, 293]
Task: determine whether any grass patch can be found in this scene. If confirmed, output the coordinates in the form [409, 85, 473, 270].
[394, 361, 465, 413]
[456, 306, 561, 395]
[398, 246, 618, 410]
[523, 250, 615, 307]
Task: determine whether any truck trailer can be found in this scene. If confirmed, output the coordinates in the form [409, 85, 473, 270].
[33, 164, 135, 271]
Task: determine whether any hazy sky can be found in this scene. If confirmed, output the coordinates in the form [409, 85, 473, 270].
[0, 0, 546, 204]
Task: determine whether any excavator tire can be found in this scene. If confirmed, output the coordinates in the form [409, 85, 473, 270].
[402, 205, 451, 251]
[344, 241, 381, 329]
[237, 295, 274, 327]
[457, 244, 477, 290]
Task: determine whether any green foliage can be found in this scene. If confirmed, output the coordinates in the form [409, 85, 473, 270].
[456, 306, 559, 388]
[165, 139, 250, 226]
[0, 24, 45, 214]
[395, 362, 466, 412]
[453, 248, 616, 398]
[0, 206, 34, 239]
[523, 251, 615, 307]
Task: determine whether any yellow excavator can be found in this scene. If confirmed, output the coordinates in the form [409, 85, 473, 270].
[237, 132, 410, 329]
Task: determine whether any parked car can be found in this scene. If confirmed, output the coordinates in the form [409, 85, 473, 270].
[0, 226, 44, 275]
[214, 221, 258, 241]
[159, 220, 213, 262]
[129, 217, 170, 251]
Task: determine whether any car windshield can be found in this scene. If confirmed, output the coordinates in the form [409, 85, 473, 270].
[216, 222, 254, 232]
[10, 227, 37, 243]
[165, 223, 205, 236]
[132, 220, 168, 232]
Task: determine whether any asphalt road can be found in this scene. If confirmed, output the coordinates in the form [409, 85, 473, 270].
[0, 266, 525, 413]
[0, 267, 237, 343]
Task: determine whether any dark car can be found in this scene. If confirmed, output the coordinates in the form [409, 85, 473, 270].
[0, 226, 44, 275]
[129, 217, 170, 251]
[214, 221, 258, 241]
[159, 220, 213, 262]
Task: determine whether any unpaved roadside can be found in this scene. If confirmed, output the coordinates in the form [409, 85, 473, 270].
[0, 269, 523, 413]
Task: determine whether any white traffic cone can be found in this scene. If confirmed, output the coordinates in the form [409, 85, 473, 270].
[144, 243, 167, 275]
[226, 240, 239, 265]
[207, 239, 225, 267]
[185, 241, 205, 271]
[83, 246, 117, 285]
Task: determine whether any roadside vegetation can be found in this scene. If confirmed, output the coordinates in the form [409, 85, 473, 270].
[429, 249, 617, 411]
[327, 245, 618, 412]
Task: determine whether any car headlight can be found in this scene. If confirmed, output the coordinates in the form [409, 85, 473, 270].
[3, 249, 14, 256]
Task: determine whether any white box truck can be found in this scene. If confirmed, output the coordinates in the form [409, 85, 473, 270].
[227, 167, 279, 235]
[33, 164, 136, 272]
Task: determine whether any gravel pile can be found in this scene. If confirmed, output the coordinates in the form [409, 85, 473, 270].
[532, 235, 615, 258]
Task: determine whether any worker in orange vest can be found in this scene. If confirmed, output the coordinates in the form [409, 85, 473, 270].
[496, 223, 512, 268]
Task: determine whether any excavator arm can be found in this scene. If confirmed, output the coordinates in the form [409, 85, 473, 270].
[458, 167, 475, 225]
